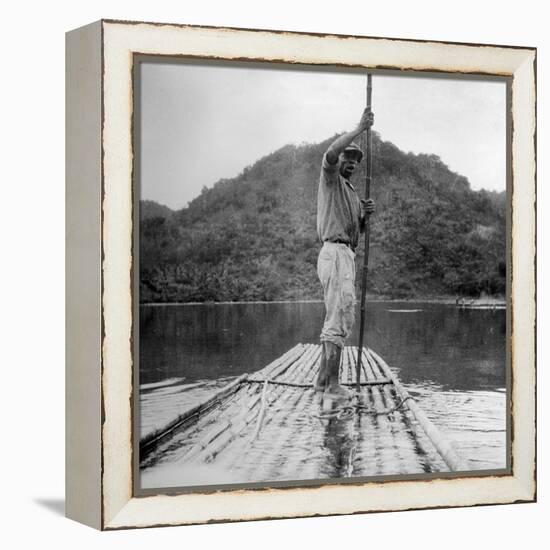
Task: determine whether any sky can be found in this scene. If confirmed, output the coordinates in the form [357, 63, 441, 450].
[139, 60, 506, 210]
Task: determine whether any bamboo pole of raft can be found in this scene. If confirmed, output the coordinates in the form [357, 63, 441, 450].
[362, 346, 437, 474]
[206, 345, 320, 466]
[338, 344, 388, 388]
[143, 344, 307, 461]
[212, 344, 308, 429]
[343, 347, 377, 476]
[236, 343, 308, 406]
[140, 371, 249, 458]
[187, 345, 319, 465]
[362, 350, 420, 426]
[182, 347, 309, 463]
[367, 348, 455, 472]
[247, 344, 320, 443]
[360, 345, 369, 383]
[348, 346, 357, 385]
[345, 347, 360, 477]
[248, 343, 305, 381]
[342, 345, 351, 384]
[363, 348, 449, 472]
[362, 349, 413, 422]
[355, 73, 374, 393]
[350, 347, 389, 474]
[234, 346, 321, 477]
[360, 348, 423, 474]
[253, 347, 322, 479]
[250, 380, 270, 442]
[364, 348, 449, 472]
[246, 343, 389, 388]
[369, 349, 469, 472]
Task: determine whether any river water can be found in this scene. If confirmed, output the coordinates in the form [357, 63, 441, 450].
[139, 301, 507, 488]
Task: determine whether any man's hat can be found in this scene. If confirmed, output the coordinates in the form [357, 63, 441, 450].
[343, 142, 363, 162]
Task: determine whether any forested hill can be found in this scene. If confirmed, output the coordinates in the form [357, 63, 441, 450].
[140, 133, 506, 303]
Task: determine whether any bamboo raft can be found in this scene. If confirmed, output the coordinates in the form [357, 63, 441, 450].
[140, 343, 468, 481]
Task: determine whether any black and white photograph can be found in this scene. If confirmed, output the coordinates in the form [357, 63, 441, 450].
[135, 58, 509, 491]
[3, 0, 544, 541]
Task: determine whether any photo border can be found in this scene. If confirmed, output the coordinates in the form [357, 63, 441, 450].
[131, 55, 513, 497]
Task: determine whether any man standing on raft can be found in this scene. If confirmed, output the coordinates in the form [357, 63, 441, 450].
[315, 107, 375, 401]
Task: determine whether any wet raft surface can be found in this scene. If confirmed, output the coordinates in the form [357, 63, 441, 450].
[141, 343, 455, 484]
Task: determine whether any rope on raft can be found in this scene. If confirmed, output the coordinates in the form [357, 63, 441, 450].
[247, 380, 415, 435]
[310, 395, 416, 421]
[245, 378, 393, 388]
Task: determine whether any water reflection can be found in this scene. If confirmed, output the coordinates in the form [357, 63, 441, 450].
[317, 415, 355, 478]
[140, 302, 506, 391]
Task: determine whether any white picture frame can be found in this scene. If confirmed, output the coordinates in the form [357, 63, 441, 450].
[66, 19, 536, 530]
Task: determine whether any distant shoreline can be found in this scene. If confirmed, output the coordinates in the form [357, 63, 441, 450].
[140, 297, 507, 307]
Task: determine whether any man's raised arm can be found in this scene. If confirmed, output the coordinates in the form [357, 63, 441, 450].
[325, 107, 374, 164]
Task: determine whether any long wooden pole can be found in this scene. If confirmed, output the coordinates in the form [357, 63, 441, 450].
[355, 74, 373, 393]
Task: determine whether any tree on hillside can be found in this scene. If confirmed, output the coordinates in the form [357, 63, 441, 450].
[139, 134, 506, 303]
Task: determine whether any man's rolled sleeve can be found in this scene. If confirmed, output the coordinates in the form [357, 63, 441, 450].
[322, 152, 339, 181]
